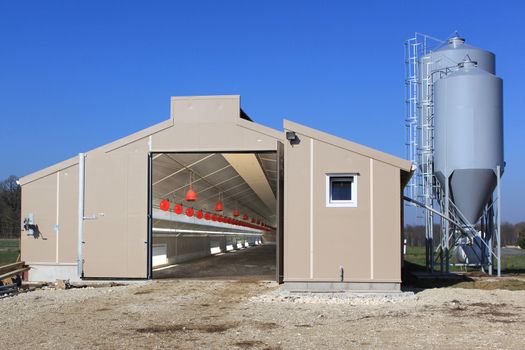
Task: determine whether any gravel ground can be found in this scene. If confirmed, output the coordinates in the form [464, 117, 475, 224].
[1, 280, 524, 349]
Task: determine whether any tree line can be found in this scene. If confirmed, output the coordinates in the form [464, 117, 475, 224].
[0, 175, 21, 238]
[405, 222, 525, 247]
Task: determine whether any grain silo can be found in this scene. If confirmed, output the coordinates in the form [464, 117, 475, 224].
[404, 33, 504, 275]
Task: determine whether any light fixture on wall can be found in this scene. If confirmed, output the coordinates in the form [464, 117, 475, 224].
[185, 172, 197, 201]
[286, 131, 300, 145]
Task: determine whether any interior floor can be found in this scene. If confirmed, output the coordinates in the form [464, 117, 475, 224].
[153, 244, 276, 280]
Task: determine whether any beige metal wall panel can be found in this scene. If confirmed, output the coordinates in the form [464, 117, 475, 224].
[283, 135, 311, 280]
[372, 160, 401, 281]
[21, 173, 58, 263]
[283, 120, 412, 172]
[83, 152, 127, 277]
[150, 122, 278, 152]
[57, 165, 79, 263]
[19, 156, 78, 186]
[170, 95, 240, 124]
[125, 151, 149, 277]
[83, 149, 148, 278]
[284, 120, 406, 284]
[312, 140, 371, 281]
[237, 118, 284, 141]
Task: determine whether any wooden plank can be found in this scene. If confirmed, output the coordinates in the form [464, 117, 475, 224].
[0, 262, 24, 276]
[0, 267, 30, 282]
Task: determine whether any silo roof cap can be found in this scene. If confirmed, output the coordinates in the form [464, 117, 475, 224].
[448, 36, 466, 47]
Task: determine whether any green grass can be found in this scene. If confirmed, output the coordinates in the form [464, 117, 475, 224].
[0, 239, 20, 266]
[500, 255, 525, 273]
[452, 278, 525, 291]
[404, 245, 525, 274]
[404, 246, 427, 266]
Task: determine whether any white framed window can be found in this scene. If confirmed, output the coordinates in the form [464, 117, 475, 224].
[326, 174, 357, 207]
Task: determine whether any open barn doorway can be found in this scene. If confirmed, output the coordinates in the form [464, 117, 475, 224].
[148, 151, 280, 281]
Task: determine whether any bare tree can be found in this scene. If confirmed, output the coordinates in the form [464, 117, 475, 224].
[0, 175, 21, 238]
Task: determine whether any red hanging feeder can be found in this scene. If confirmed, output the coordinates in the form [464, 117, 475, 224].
[185, 207, 194, 217]
[173, 204, 183, 215]
[159, 199, 170, 211]
[196, 210, 203, 219]
[215, 201, 223, 212]
[242, 214, 248, 220]
[233, 210, 240, 217]
[185, 172, 197, 201]
[185, 189, 197, 202]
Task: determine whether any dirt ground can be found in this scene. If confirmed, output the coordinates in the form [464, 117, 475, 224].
[1, 278, 524, 349]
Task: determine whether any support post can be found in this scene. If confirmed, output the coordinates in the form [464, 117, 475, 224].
[147, 153, 153, 279]
[486, 202, 493, 276]
[443, 179, 450, 274]
[497, 165, 501, 277]
[445, 223, 450, 274]
[276, 141, 284, 283]
[77, 153, 85, 278]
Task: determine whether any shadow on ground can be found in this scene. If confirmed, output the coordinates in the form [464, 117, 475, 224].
[402, 261, 474, 291]
[402, 260, 525, 292]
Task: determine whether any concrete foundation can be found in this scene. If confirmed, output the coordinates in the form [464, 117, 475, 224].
[283, 281, 401, 292]
[28, 263, 80, 282]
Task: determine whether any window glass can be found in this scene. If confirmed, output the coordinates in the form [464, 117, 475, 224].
[331, 178, 353, 201]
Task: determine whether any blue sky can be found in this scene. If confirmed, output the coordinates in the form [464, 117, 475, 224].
[0, 1, 523, 223]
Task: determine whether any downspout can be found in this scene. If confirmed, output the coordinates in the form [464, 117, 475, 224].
[77, 153, 85, 278]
